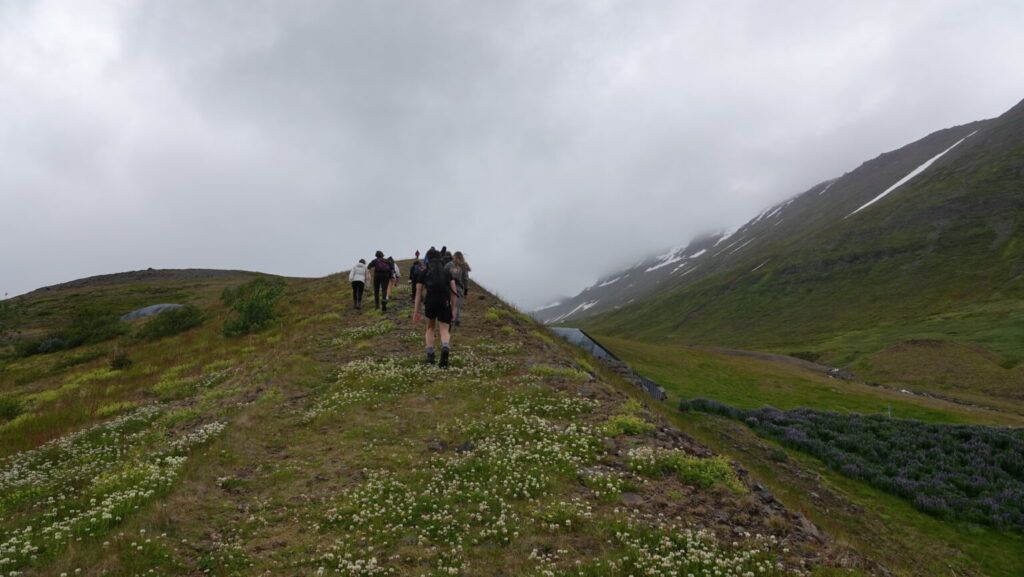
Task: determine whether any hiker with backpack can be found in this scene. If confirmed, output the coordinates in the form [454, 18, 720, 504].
[348, 258, 369, 309]
[445, 251, 471, 326]
[367, 250, 394, 311]
[386, 257, 400, 301]
[408, 258, 424, 302]
[413, 248, 457, 368]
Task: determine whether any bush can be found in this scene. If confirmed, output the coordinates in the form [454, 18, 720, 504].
[109, 353, 133, 370]
[0, 394, 24, 421]
[688, 399, 1024, 528]
[602, 414, 655, 436]
[628, 447, 745, 493]
[15, 305, 126, 357]
[221, 277, 286, 336]
[136, 305, 205, 341]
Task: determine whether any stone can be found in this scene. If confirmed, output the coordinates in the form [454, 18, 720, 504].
[620, 492, 644, 506]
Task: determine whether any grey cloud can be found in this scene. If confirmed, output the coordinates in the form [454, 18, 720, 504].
[2, 1, 1023, 308]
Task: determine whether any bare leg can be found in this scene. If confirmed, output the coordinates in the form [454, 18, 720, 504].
[439, 322, 450, 346]
[425, 318, 436, 349]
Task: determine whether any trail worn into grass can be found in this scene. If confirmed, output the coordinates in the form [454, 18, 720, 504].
[6, 273, 868, 576]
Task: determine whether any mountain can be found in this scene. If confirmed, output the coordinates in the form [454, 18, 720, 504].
[534, 98, 1024, 374]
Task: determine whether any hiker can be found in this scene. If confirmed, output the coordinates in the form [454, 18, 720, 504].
[408, 258, 425, 301]
[413, 248, 457, 368]
[387, 257, 400, 300]
[367, 250, 393, 311]
[348, 259, 368, 309]
[442, 249, 453, 265]
[445, 251, 471, 326]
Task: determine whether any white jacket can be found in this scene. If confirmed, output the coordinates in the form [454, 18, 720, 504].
[349, 262, 368, 283]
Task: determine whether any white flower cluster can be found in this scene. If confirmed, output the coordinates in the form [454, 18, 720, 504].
[166, 421, 227, 454]
[505, 386, 598, 419]
[1, 405, 164, 511]
[301, 388, 373, 422]
[565, 526, 784, 577]
[532, 497, 594, 532]
[0, 455, 184, 571]
[0, 408, 227, 573]
[319, 406, 599, 573]
[329, 321, 395, 348]
[333, 358, 421, 396]
[579, 466, 629, 500]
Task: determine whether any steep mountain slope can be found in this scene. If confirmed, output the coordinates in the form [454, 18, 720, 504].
[537, 99, 1024, 377]
[0, 268, 861, 576]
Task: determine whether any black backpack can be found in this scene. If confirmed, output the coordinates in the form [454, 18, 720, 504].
[374, 259, 391, 274]
[424, 260, 448, 295]
[409, 261, 424, 279]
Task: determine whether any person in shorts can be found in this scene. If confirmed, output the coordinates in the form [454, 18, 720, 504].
[413, 248, 457, 368]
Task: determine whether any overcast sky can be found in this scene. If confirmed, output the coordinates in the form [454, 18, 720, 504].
[2, 1, 1023, 309]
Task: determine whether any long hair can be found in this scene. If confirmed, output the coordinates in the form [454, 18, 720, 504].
[453, 251, 471, 271]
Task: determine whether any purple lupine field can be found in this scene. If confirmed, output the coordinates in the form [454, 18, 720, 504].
[682, 398, 1024, 529]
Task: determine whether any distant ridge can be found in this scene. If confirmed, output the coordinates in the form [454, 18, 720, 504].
[20, 269, 278, 297]
[534, 98, 1023, 333]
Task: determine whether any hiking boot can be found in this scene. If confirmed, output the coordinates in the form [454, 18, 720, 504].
[426, 352, 435, 365]
[439, 348, 449, 369]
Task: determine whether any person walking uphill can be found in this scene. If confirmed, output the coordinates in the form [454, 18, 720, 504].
[413, 248, 457, 368]
[408, 258, 424, 302]
[367, 250, 394, 311]
[349, 258, 369, 309]
[445, 251, 471, 326]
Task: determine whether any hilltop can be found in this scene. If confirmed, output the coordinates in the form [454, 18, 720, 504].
[0, 267, 872, 576]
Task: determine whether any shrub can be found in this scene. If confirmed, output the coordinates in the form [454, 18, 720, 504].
[15, 306, 126, 357]
[628, 447, 745, 493]
[688, 399, 1024, 528]
[109, 353, 133, 371]
[529, 364, 588, 380]
[0, 394, 24, 421]
[221, 277, 286, 336]
[136, 305, 205, 341]
[602, 414, 655, 436]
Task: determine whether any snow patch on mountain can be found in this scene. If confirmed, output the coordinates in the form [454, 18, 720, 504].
[714, 226, 741, 246]
[848, 131, 977, 217]
[548, 300, 600, 324]
[534, 300, 563, 312]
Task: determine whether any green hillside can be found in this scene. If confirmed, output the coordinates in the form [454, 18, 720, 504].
[581, 106, 1024, 406]
[0, 268, 855, 576]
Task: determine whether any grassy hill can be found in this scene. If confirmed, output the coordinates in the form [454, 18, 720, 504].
[579, 101, 1024, 406]
[0, 268, 858, 576]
